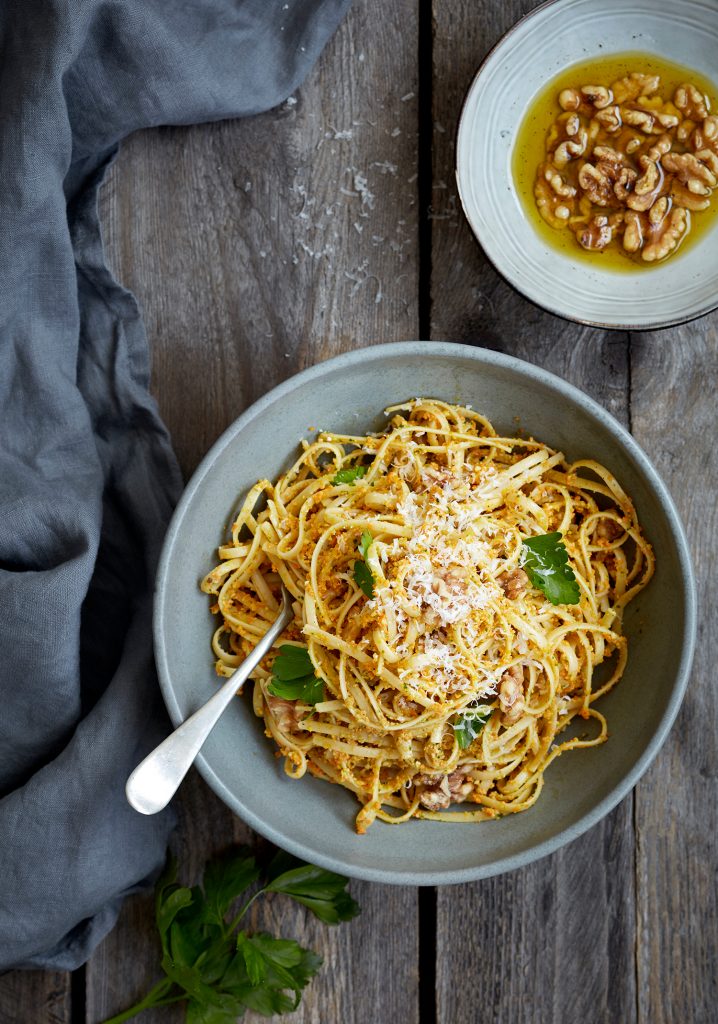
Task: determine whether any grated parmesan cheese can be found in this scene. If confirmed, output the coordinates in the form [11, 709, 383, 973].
[363, 453, 514, 693]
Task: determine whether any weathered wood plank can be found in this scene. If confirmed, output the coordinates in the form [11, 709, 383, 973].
[98, 7, 421, 483]
[430, 3, 637, 1022]
[84, 773, 242, 1024]
[87, 1, 420, 1022]
[0, 970, 71, 1024]
[630, 323, 718, 1024]
[429, 0, 630, 417]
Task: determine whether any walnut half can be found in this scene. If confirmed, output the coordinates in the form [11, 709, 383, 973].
[535, 163, 576, 227]
[611, 72, 660, 104]
[577, 214, 615, 250]
[674, 83, 709, 121]
[663, 151, 717, 195]
[642, 206, 689, 262]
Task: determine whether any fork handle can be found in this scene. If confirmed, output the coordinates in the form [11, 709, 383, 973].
[125, 594, 292, 815]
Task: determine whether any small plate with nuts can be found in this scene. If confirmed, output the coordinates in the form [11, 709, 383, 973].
[456, 0, 718, 328]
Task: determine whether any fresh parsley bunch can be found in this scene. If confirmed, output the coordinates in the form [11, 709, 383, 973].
[101, 849, 359, 1024]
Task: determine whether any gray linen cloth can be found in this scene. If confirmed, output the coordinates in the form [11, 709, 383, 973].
[0, 0, 349, 970]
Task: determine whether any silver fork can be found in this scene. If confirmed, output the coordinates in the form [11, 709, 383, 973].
[126, 587, 292, 815]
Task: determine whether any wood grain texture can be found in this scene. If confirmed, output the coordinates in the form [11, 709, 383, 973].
[430, 3, 638, 1023]
[0, 971, 70, 1024]
[630, 322, 718, 1024]
[87, 2, 420, 1023]
[98, 1, 421, 483]
[84, 774, 242, 1024]
[14, 1, 717, 1021]
[429, 0, 630, 417]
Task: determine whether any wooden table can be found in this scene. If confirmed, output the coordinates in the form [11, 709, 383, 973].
[3, 2, 715, 1021]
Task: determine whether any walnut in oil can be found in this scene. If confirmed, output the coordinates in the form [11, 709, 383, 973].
[512, 53, 718, 270]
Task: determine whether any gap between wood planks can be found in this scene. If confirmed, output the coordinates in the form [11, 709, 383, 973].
[71, 967, 85, 1024]
[417, 2, 438, 1023]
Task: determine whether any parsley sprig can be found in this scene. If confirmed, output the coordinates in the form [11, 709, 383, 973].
[267, 645, 324, 705]
[453, 703, 492, 749]
[100, 849, 359, 1024]
[520, 532, 580, 606]
[332, 465, 368, 485]
[353, 530, 374, 598]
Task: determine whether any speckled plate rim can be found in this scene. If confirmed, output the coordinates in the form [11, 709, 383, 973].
[455, 0, 718, 332]
[154, 341, 696, 885]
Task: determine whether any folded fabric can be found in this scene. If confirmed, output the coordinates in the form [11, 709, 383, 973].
[0, 0, 349, 970]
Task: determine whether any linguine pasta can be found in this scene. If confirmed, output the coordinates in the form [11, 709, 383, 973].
[201, 399, 654, 832]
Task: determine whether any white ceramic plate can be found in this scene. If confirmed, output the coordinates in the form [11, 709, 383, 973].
[456, 0, 718, 329]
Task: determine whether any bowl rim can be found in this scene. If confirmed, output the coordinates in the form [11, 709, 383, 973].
[154, 340, 697, 885]
[454, 0, 718, 332]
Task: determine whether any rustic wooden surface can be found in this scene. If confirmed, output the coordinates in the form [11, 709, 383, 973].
[429, 5, 638, 1024]
[1, 0, 715, 1022]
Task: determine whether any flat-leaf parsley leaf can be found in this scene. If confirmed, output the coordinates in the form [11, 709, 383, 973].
[353, 529, 374, 598]
[266, 857, 360, 924]
[520, 532, 580, 606]
[453, 704, 492, 749]
[268, 645, 324, 705]
[332, 465, 368, 485]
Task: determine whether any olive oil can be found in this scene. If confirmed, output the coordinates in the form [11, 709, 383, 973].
[512, 52, 718, 271]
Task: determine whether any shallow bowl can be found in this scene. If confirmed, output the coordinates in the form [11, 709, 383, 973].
[155, 341, 695, 884]
[456, 0, 718, 329]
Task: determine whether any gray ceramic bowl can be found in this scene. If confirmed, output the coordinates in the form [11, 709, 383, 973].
[155, 342, 695, 884]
